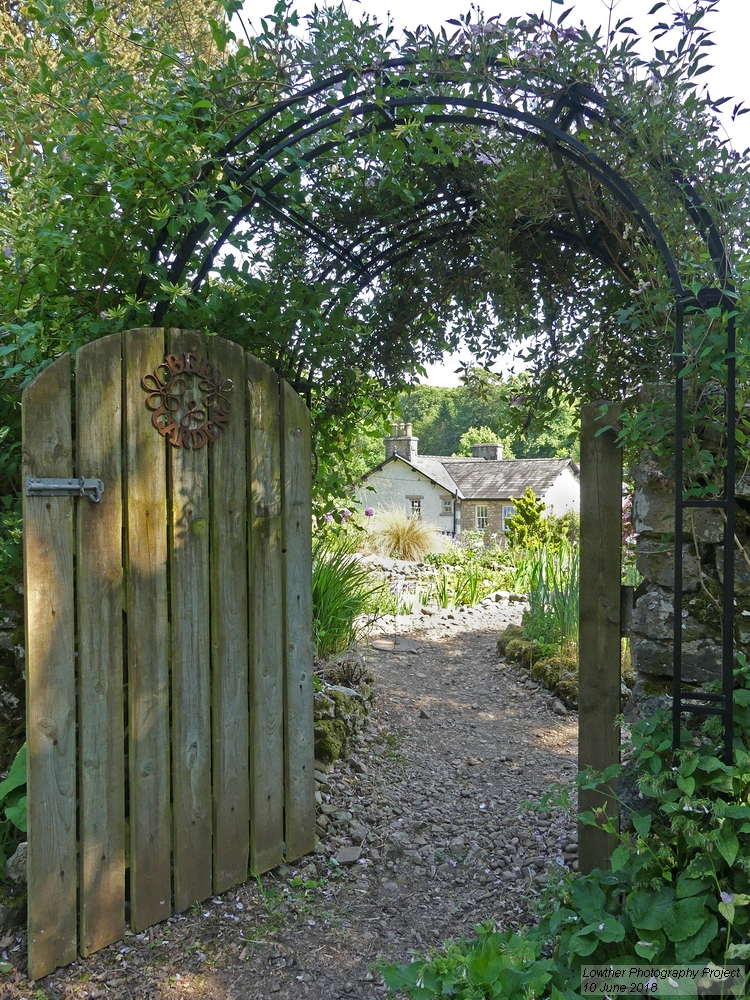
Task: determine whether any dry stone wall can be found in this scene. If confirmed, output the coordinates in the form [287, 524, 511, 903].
[626, 449, 750, 718]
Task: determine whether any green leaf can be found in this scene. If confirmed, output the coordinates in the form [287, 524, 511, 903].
[716, 825, 739, 867]
[674, 915, 718, 963]
[628, 887, 675, 931]
[0, 745, 26, 806]
[634, 932, 665, 961]
[380, 961, 422, 990]
[632, 812, 652, 839]
[569, 879, 608, 925]
[610, 844, 631, 872]
[82, 50, 106, 67]
[676, 873, 709, 899]
[662, 897, 711, 942]
[4, 793, 26, 833]
[676, 774, 695, 796]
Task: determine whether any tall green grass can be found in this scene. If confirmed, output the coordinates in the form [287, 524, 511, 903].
[521, 542, 579, 653]
[312, 534, 384, 658]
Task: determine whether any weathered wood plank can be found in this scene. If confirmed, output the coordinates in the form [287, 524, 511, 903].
[209, 337, 250, 893]
[168, 330, 212, 911]
[280, 381, 315, 862]
[22, 354, 77, 980]
[578, 401, 622, 874]
[76, 334, 126, 956]
[124, 328, 171, 930]
[247, 354, 284, 874]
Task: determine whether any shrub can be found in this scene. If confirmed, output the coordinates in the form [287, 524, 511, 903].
[371, 510, 440, 562]
[504, 487, 549, 549]
[312, 534, 383, 658]
[505, 489, 578, 551]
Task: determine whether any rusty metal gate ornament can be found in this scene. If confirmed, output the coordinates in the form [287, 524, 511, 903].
[141, 352, 233, 449]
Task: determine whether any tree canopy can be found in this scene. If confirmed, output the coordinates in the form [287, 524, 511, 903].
[1, 0, 748, 596]
[397, 375, 579, 459]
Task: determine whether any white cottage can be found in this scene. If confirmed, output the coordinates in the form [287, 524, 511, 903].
[357, 423, 579, 538]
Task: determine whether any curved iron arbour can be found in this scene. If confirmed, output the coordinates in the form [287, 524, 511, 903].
[144, 60, 737, 761]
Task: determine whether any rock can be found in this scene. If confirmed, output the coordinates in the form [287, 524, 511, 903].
[551, 699, 568, 716]
[335, 845, 362, 865]
[496, 624, 524, 655]
[313, 691, 336, 720]
[630, 587, 711, 642]
[314, 719, 349, 765]
[632, 637, 721, 683]
[631, 454, 723, 542]
[636, 540, 703, 591]
[717, 546, 750, 596]
[623, 676, 672, 722]
[419, 709, 430, 719]
[5, 842, 26, 885]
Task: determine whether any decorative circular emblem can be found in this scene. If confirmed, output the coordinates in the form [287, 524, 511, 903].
[141, 352, 233, 449]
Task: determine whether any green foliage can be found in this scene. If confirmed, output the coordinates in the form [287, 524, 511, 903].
[455, 425, 503, 457]
[398, 376, 579, 462]
[504, 490, 578, 552]
[0, 744, 27, 874]
[311, 533, 383, 658]
[1, 0, 748, 619]
[381, 921, 577, 1000]
[523, 543, 580, 653]
[504, 488, 549, 550]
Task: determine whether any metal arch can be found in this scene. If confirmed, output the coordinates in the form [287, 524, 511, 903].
[143, 68, 739, 761]
[151, 94, 688, 312]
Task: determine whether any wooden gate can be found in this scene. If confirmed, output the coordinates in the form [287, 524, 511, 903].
[21, 329, 315, 981]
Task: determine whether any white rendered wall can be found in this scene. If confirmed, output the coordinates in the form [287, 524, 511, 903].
[357, 462, 455, 532]
[541, 467, 580, 515]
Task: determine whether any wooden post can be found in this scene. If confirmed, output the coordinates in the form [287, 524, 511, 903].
[578, 401, 622, 873]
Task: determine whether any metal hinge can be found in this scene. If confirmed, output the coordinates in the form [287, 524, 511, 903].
[25, 477, 105, 503]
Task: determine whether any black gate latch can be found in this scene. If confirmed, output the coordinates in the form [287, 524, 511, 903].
[25, 477, 105, 503]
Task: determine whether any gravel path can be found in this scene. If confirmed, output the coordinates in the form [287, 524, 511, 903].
[6, 596, 578, 1000]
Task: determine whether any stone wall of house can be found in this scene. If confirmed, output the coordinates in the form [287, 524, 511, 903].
[462, 499, 508, 539]
[626, 449, 750, 718]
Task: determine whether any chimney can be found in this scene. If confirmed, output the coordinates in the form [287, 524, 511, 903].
[385, 421, 418, 462]
[471, 442, 503, 461]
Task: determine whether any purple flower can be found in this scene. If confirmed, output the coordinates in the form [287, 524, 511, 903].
[323, 512, 334, 524]
[364, 507, 375, 517]
[340, 507, 352, 523]
[721, 891, 735, 904]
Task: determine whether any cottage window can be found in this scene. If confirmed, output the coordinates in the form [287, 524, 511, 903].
[411, 499, 422, 518]
[475, 505, 488, 529]
[441, 499, 453, 515]
[502, 505, 516, 532]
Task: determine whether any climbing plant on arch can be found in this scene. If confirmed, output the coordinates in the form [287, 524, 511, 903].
[1, 1, 748, 745]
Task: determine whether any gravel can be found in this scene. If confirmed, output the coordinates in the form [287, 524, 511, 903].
[6, 595, 578, 1000]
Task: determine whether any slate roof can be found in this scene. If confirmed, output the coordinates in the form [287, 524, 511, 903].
[364, 454, 465, 496]
[443, 458, 577, 500]
[362, 454, 578, 501]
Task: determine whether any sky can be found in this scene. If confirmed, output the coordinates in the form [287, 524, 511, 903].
[240, 0, 750, 383]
